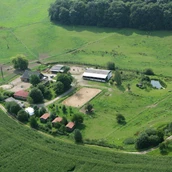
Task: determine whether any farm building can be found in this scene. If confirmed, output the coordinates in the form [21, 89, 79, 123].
[14, 90, 29, 100]
[50, 65, 64, 73]
[66, 122, 75, 132]
[40, 113, 50, 123]
[83, 68, 112, 82]
[5, 97, 25, 108]
[25, 107, 34, 116]
[52, 117, 63, 124]
[21, 70, 46, 82]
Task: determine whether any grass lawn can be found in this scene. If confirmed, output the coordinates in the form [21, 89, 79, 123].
[78, 73, 172, 150]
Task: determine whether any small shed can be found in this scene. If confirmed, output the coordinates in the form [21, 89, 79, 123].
[25, 107, 34, 116]
[50, 65, 64, 73]
[66, 122, 75, 132]
[40, 113, 50, 123]
[52, 117, 63, 126]
[14, 90, 29, 100]
[5, 97, 25, 108]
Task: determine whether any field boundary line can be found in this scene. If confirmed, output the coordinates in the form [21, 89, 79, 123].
[104, 93, 172, 139]
[9, 30, 38, 58]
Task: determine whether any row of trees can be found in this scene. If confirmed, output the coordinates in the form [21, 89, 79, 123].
[49, 0, 172, 30]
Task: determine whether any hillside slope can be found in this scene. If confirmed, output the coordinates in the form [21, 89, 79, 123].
[0, 110, 172, 172]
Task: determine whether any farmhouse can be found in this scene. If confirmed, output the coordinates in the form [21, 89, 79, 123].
[14, 90, 29, 100]
[50, 65, 64, 73]
[83, 68, 112, 82]
[21, 70, 46, 82]
[66, 122, 75, 132]
[40, 113, 50, 123]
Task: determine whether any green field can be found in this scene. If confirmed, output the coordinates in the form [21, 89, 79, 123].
[0, 0, 172, 77]
[1, 109, 172, 172]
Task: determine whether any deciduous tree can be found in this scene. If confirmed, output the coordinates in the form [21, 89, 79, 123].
[11, 54, 28, 70]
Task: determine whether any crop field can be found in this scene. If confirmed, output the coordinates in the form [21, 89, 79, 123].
[1, 109, 172, 172]
[62, 87, 101, 107]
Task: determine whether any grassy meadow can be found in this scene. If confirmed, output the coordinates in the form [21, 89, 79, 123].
[1, 109, 172, 172]
[0, 0, 172, 77]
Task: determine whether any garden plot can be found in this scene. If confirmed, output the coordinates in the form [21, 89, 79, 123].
[63, 87, 101, 108]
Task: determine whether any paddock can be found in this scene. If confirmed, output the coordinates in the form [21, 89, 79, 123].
[62, 87, 101, 108]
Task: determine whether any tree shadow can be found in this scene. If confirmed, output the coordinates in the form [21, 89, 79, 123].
[51, 22, 172, 38]
[116, 85, 125, 92]
[76, 123, 86, 130]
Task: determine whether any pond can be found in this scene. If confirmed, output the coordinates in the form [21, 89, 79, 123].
[151, 80, 163, 89]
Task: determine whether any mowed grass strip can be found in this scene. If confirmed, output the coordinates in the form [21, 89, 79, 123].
[0, 109, 172, 172]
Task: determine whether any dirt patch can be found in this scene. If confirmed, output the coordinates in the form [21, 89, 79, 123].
[62, 87, 101, 108]
[0, 84, 13, 90]
[9, 77, 31, 92]
[39, 53, 49, 60]
[70, 66, 85, 75]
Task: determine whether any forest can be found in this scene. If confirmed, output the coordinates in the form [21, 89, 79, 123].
[49, 0, 172, 30]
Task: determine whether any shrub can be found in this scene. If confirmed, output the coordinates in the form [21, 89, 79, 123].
[116, 114, 126, 125]
[144, 68, 154, 75]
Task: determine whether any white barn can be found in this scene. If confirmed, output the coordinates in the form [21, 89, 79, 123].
[83, 68, 112, 82]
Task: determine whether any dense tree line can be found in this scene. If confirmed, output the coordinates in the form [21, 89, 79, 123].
[49, 0, 172, 30]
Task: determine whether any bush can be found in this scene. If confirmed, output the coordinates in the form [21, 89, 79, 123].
[107, 62, 115, 70]
[135, 128, 164, 150]
[144, 68, 154, 75]
[123, 137, 135, 145]
[17, 110, 29, 122]
[74, 129, 83, 143]
[116, 114, 126, 125]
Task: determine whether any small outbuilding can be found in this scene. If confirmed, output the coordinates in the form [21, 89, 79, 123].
[83, 68, 112, 82]
[50, 65, 64, 73]
[5, 97, 25, 108]
[40, 113, 50, 123]
[66, 122, 75, 132]
[14, 90, 29, 100]
[52, 117, 63, 123]
[25, 107, 34, 116]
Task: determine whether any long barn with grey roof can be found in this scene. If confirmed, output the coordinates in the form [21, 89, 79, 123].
[83, 68, 112, 82]
[50, 65, 64, 73]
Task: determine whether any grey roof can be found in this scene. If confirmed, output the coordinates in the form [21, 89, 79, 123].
[5, 97, 24, 107]
[21, 70, 42, 79]
[84, 68, 111, 75]
[50, 65, 64, 72]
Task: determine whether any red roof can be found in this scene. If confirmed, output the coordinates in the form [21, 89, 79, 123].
[66, 122, 75, 129]
[14, 90, 29, 98]
[40, 113, 50, 120]
[52, 117, 63, 123]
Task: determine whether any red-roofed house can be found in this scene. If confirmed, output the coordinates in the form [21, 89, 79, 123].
[66, 122, 75, 132]
[52, 117, 63, 123]
[14, 90, 29, 100]
[52, 117, 63, 127]
[40, 113, 50, 123]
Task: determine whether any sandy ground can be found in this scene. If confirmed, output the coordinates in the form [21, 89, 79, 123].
[62, 87, 101, 108]
[70, 66, 85, 75]
[9, 77, 31, 92]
